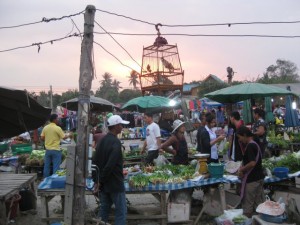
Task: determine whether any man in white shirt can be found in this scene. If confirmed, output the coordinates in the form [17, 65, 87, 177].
[141, 112, 161, 165]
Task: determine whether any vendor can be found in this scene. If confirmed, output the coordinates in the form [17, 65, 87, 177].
[236, 126, 265, 218]
[159, 119, 188, 165]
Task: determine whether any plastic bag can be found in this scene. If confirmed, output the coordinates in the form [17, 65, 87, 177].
[217, 138, 227, 154]
[154, 154, 168, 166]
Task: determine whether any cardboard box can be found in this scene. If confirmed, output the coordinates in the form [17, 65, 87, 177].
[167, 202, 190, 223]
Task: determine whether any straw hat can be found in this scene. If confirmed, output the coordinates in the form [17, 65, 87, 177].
[172, 119, 186, 133]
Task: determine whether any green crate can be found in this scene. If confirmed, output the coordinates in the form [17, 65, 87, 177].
[11, 143, 32, 151]
[12, 146, 33, 155]
[0, 143, 9, 154]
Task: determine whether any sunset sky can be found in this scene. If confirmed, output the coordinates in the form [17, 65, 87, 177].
[1, 0, 300, 94]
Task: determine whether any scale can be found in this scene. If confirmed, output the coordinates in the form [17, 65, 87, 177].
[194, 153, 210, 174]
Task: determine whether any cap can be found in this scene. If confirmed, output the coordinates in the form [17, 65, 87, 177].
[172, 119, 186, 133]
[107, 115, 129, 127]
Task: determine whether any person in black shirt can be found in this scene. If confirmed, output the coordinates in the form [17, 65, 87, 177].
[236, 126, 265, 218]
[252, 108, 267, 157]
[93, 115, 129, 225]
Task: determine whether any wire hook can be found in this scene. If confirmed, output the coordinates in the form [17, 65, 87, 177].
[155, 23, 162, 35]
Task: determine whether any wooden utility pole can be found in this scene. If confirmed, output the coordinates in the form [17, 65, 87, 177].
[50, 85, 53, 111]
[64, 5, 95, 225]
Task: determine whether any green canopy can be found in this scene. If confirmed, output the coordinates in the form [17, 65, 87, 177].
[121, 96, 176, 112]
[264, 97, 275, 123]
[242, 99, 253, 124]
[204, 83, 297, 104]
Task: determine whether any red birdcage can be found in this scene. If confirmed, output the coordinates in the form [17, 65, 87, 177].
[139, 24, 184, 95]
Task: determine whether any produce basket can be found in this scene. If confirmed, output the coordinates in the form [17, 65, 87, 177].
[208, 163, 224, 178]
[0, 143, 9, 154]
[273, 167, 289, 178]
[260, 213, 286, 223]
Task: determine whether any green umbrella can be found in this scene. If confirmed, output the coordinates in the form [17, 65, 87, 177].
[242, 99, 253, 124]
[121, 96, 176, 112]
[264, 97, 274, 124]
[204, 83, 297, 104]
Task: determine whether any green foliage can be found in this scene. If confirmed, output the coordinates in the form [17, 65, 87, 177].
[95, 72, 121, 103]
[197, 82, 229, 98]
[128, 70, 140, 89]
[119, 89, 142, 103]
[257, 59, 300, 84]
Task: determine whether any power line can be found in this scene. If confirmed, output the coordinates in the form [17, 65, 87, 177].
[94, 31, 300, 38]
[95, 8, 300, 28]
[95, 9, 155, 26]
[0, 10, 85, 29]
[93, 40, 137, 72]
[94, 20, 141, 69]
[0, 33, 81, 53]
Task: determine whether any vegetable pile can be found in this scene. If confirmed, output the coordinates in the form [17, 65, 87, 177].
[128, 164, 197, 188]
[262, 151, 300, 173]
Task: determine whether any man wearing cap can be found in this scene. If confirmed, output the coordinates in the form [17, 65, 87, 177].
[41, 114, 71, 178]
[93, 115, 129, 225]
[141, 112, 161, 165]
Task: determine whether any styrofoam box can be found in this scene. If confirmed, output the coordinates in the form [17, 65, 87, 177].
[167, 202, 190, 223]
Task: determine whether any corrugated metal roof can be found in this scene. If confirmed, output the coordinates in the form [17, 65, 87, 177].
[268, 83, 300, 96]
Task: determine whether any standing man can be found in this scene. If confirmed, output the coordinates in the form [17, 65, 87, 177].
[228, 111, 244, 162]
[41, 114, 70, 178]
[252, 108, 267, 157]
[93, 115, 129, 225]
[141, 112, 161, 165]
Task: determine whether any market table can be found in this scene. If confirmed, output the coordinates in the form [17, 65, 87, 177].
[0, 173, 37, 225]
[37, 175, 228, 225]
[37, 173, 300, 225]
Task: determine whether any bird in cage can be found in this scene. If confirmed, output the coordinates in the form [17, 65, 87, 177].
[161, 57, 174, 73]
[147, 64, 152, 73]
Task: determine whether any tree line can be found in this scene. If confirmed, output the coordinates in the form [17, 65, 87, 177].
[30, 59, 299, 108]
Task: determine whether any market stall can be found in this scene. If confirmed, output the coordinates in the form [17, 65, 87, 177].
[36, 164, 300, 225]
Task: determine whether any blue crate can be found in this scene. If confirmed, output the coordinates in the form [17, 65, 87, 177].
[51, 176, 66, 189]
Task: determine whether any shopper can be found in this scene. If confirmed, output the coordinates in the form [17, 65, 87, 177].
[93, 115, 129, 225]
[228, 111, 244, 162]
[41, 114, 71, 178]
[252, 108, 267, 156]
[198, 113, 225, 163]
[141, 112, 161, 165]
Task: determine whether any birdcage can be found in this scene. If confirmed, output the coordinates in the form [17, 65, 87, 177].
[139, 24, 184, 95]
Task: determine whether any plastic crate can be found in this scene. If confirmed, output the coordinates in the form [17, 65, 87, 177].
[0, 143, 9, 154]
[51, 176, 66, 188]
[208, 163, 224, 178]
[273, 167, 289, 178]
[12, 146, 33, 155]
[11, 143, 32, 151]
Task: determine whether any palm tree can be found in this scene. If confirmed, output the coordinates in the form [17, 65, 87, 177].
[112, 79, 122, 92]
[128, 70, 140, 89]
[100, 72, 113, 87]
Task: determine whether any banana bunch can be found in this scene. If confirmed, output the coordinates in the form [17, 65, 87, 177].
[56, 169, 67, 176]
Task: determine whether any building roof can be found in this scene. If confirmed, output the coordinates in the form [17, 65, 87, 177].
[183, 83, 200, 92]
[268, 83, 300, 96]
[203, 74, 225, 84]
